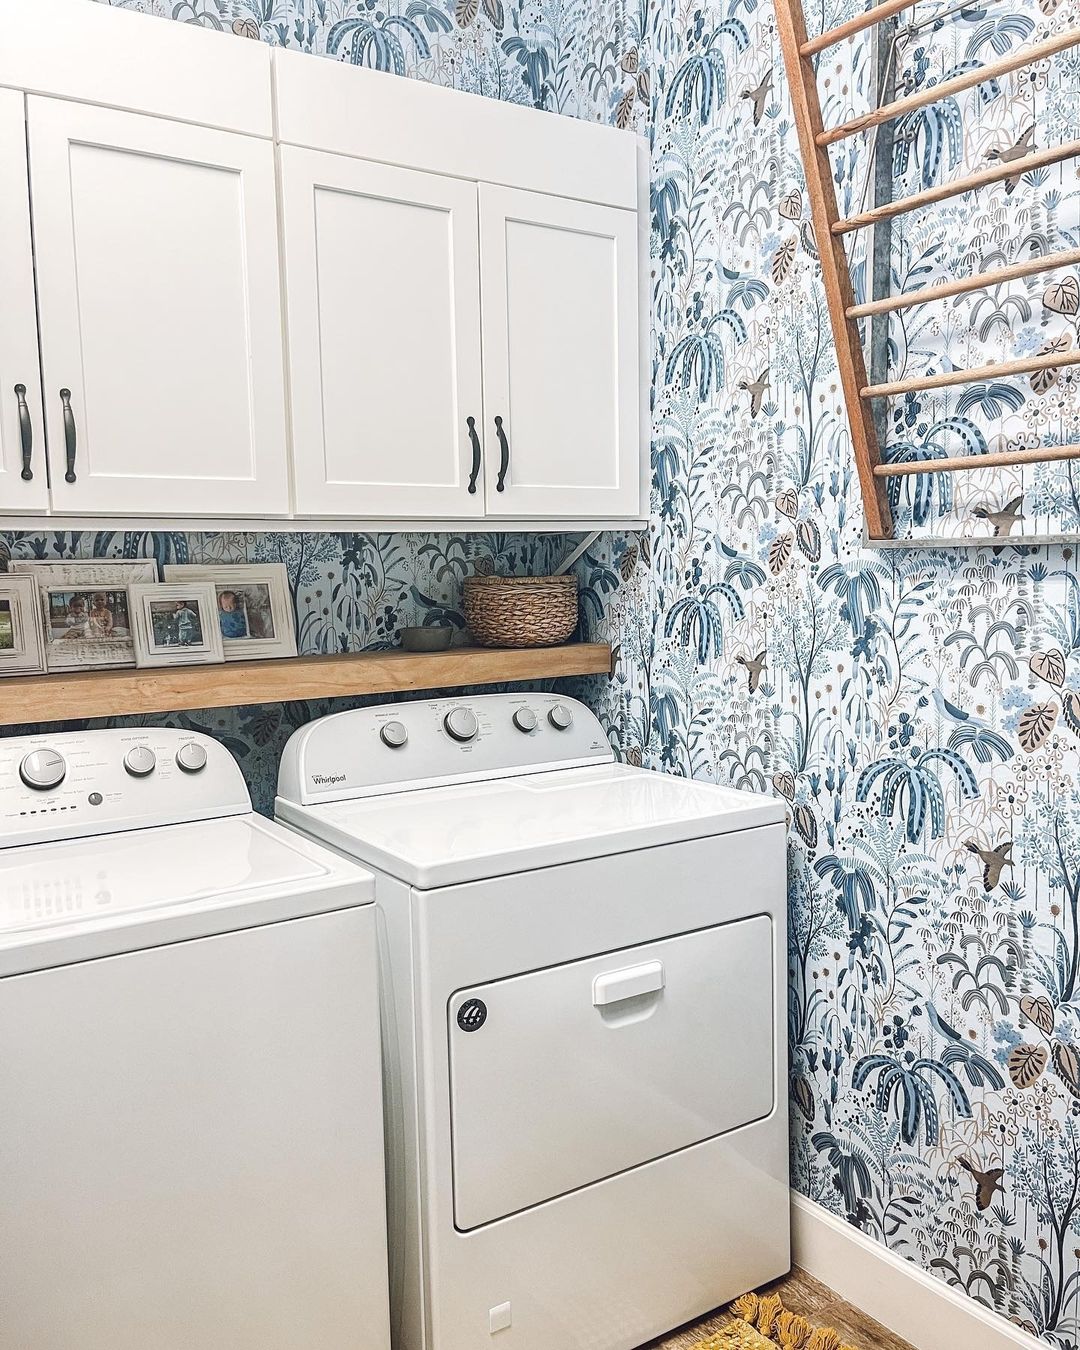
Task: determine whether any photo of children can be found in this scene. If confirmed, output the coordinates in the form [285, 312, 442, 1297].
[163, 565, 295, 661]
[215, 584, 275, 642]
[150, 598, 205, 648]
[41, 587, 135, 671]
[47, 590, 131, 642]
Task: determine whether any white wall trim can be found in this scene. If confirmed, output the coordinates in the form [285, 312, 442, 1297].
[791, 1194, 1044, 1350]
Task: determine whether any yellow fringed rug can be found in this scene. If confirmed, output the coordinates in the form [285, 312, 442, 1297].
[689, 1291, 861, 1350]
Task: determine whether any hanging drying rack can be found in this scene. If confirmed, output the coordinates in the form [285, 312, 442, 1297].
[773, 0, 1080, 541]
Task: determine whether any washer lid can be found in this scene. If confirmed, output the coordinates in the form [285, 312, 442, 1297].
[276, 763, 787, 889]
[0, 815, 373, 975]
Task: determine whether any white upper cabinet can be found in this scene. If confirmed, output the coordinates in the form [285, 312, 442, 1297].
[281, 149, 485, 519]
[28, 98, 289, 517]
[0, 89, 47, 513]
[479, 186, 640, 518]
[0, 2, 643, 525]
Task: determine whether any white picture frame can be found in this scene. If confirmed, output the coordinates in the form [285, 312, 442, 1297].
[10, 559, 158, 587]
[39, 583, 136, 671]
[130, 582, 225, 669]
[163, 564, 297, 661]
[0, 575, 47, 677]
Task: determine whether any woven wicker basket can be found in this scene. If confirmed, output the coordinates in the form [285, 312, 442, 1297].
[463, 574, 579, 648]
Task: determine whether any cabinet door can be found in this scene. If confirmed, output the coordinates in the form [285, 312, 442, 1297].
[479, 185, 640, 518]
[28, 98, 288, 517]
[0, 89, 48, 513]
[280, 148, 484, 518]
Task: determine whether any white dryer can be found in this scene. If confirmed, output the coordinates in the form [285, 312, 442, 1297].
[276, 693, 790, 1350]
[0, 727, 390, 1350]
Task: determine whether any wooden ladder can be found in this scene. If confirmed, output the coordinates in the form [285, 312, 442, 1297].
[773, 0, 1080, 540]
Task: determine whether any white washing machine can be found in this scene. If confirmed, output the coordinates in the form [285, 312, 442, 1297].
[276, 693, 790, 1350]
[0, 727, 390, 1350]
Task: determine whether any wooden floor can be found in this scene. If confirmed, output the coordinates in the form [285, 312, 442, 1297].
[650, 1267, 917, 1350]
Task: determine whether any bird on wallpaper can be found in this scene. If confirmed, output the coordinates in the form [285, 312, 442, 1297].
[738, 369, 770, 418]
[929, 686, 989, 728]
[985, 125, 1036, 194]
[964, 839, 1014, 891]
[736, 649, 767, 693]
[958, 1157, 1005, 1211]
[972, 494, 1024, 537]
[741, 70, 772, 127]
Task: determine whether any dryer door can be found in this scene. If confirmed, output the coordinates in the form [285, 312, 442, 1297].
[447, 916, 774, 1230]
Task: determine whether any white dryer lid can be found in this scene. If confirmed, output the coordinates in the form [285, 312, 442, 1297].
[276, 763, 787, 889]
[0, 815, 373, 976]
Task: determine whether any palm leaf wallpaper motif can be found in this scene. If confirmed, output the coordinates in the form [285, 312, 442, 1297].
[19, 0, 1080, 1341]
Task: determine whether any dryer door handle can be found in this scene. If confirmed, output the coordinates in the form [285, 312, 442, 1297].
[592, 960, 664, 1007]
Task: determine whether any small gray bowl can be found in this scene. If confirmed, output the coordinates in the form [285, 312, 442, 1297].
[400, 626, 454, 652]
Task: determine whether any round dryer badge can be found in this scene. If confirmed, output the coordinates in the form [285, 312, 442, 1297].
[456, 999, 488, 1032]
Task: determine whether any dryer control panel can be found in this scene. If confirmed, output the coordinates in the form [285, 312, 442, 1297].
[277, 694, 614, 805]
[0, 729, 250, 849]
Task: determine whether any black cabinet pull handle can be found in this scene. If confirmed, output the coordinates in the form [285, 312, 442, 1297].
[495, 416, 509, 493]
[14, 384, 32, 481]
[60, 388, 76, 483]
[466, 416, 481, 494]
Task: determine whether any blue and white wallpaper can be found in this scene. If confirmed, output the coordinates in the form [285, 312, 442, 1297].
[13, 0, 1080, 1342]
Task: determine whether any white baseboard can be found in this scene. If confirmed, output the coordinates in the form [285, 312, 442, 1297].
[791, 1193, 1044, 1350]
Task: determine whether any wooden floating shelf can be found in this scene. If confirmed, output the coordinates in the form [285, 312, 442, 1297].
[0, 644, 613, 728]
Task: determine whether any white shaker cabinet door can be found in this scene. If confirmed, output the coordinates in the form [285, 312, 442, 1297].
[0, 89, 48, 513]
[280, 148, 485, 518]
[479, 185, 640, 518]
[28, 99, 288, 517]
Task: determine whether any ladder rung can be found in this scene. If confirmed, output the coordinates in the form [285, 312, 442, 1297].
[875, 445, 1080, 476]
[834, 138, 1080, 234]
[848, 247, 1080, 318]
[818, 28, 1080, 147]
[801, 0, 918, 56]
[862, 349, 1080, 398]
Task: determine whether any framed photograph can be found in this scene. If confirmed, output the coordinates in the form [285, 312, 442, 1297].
[130, 583, 224, 669]
[10, 559, 158, 587]
[40, 585, 135, 671]
[163, 564, 297, 661]
[0, 575, 46, 677]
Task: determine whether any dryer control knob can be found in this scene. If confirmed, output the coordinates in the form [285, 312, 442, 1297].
[513, 708, 538, 733]
[548, 704, 574, 731]
[444, 707, 479, 743]
[380, 721, 408, 749]
[124, 746, 157, 778]
[19, 748, 66, 791]
[176, 742, 207, 774]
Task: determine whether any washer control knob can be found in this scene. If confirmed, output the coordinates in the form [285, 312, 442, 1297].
[444, 707, 479, 743]
[380, 721, 408, 749]
[548, 704, 574, 731]
[19, 748, 66, 791]
[124, 746, 157, 778]
[176, 742, 207, 774]
[513, 708, 538, 733]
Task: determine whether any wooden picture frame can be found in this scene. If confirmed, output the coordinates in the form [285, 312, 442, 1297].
[130, 582, 225, 669]
[0, 575, 46, 677]
[163, 564, 297, 661]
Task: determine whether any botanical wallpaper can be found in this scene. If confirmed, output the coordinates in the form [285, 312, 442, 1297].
[24, 0, 1080, 1343]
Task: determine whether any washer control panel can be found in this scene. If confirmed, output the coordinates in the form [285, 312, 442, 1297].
[278, 694, 613, 805]
[0, 730, 250, 849]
